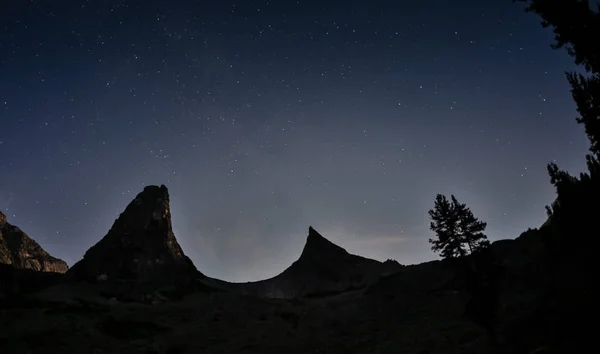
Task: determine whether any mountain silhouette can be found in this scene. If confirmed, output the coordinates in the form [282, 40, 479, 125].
[0, 183, 594, 353]
[2, 186, 400, 300]
[67, 185, 200, 292]
[0, 211, 68, 273]
[204, 225, 403, 298]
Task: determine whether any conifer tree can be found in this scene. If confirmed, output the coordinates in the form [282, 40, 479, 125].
[428, 194, 490, 259]
[515, 0, 600, 163]
[516, 0, 600, 226]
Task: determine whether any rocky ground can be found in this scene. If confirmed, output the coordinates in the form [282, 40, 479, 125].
[0, 232, 555, 354]
[0, 232, 591, 354]
[1, 262, 487, 354]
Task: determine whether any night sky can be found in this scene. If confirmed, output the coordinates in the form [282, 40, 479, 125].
[0, 0, 591, 281]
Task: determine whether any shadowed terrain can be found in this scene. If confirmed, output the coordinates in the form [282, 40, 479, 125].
[0, 184, 593, 353]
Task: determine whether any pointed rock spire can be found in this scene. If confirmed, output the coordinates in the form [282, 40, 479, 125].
[67, 185, 199, 286]
[300, 226, 348, 260]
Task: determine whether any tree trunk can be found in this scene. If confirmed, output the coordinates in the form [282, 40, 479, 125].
[466, 240, 474, 255]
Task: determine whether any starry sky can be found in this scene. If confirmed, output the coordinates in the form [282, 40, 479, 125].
[0, 0, 591, 282]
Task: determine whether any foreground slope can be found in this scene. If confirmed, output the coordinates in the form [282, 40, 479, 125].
[1, 228, 565, 354]
[204, 226, 403, 298]
[2, 256, 478, 354]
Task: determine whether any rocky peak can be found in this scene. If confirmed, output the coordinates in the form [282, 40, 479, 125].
[384, 259, 401, 266]
[300, 226, 349, 261]
[0, 212, 69, 273]
[67, 184, 200, 287]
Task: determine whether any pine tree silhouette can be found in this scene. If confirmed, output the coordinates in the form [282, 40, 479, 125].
[428, 194, 490, 259]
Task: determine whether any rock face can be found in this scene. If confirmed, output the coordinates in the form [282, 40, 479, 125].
[0, 211, 68, 273]
[0, 263, 66, 303]
[67, 185, 200, 289]
[206, 226, 404, 298]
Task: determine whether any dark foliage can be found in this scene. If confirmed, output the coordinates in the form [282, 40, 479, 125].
[514, 0, 600, 73]
[511, 1, 600, 352]
[515, 0, 600, 155]
[517, 0, 600, 252]
[428, 194, 490, 259]
[569, 73, 600, 155]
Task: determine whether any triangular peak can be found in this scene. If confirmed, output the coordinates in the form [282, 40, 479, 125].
[301, 226, 349, 259]
[67, 184, 199, 285]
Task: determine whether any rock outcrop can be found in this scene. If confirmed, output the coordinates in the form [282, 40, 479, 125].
[0, 263, 66, 304]
[205, 226, 404, 298]
[67, 185, 200, 293]
[0, 211, 68, 273]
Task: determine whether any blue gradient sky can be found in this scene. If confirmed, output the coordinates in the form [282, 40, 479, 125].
[0, 0, 590, 281]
